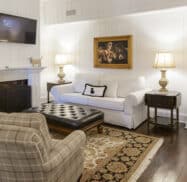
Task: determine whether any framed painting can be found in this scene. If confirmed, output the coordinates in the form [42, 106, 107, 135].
[94, 35, 132, 69]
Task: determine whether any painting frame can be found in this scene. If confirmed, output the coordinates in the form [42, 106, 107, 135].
[94, 35, 132, 69]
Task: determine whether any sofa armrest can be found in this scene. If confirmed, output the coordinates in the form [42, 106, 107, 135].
[125, 89, 151, 108]
[43, 130, 86, 172]
[50, 84, 73, 101]
[51, 84, 73, 95]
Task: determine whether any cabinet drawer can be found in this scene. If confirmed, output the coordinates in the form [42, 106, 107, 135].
[145, 94, 179, 109]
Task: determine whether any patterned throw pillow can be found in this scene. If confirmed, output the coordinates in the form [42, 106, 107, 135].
[82, 83, 107, 97]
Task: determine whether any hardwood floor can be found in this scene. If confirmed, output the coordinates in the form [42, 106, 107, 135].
[135, 122, 187, 182]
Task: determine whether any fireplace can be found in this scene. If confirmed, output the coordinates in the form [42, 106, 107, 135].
[0, 79, 31, 112]
[0, 67, 45, 108]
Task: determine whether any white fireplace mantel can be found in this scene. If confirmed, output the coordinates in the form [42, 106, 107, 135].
[0, 67, 46, 108]
[0, 67, 45, 72]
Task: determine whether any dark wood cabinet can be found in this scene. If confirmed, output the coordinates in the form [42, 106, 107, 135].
[145, 90, 181, 133]
[0, 80, 31, 112]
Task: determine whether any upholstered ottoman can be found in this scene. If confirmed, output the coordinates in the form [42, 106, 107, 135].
[30, 103, 104, 134]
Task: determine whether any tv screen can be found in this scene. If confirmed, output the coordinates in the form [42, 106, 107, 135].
[0, 13, 37, 44]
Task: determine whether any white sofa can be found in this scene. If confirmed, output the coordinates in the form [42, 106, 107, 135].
[51, 73, 149, 129]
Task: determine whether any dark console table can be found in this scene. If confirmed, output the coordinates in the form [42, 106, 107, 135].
[145, 90, 181, 133]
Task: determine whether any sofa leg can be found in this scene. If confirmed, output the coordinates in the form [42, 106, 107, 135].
[97, 125, 103, 133]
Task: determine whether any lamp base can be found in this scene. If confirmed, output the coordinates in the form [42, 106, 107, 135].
[159, 70, 168, 92]
[57, 66, 65, 84]
[58, 80, 65, 84]
[159, 87, 168, 92]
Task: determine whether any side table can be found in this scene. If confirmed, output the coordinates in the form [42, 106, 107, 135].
[145, 90, 181, 133]
[47, 81, 72, 103]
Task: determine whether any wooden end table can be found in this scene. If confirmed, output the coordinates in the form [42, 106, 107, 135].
[145, 90, 181, 133]
[47, 81, 72, 103]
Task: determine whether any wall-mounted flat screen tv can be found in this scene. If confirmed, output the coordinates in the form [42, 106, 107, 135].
[0, 13, 37, 44]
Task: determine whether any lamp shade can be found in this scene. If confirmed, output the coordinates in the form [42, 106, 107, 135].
[55, 54, 72, 65]
[153, 52, 175, 69]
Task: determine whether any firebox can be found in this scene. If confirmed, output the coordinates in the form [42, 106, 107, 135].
[0, 80, 31, 112]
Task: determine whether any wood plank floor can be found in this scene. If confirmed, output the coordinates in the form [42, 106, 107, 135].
[135, 122, 187, 182]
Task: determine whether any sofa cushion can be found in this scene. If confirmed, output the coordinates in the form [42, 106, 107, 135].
[59, 93, 89, 105]
[117, 77, 146, 98]
[57, 93, 125, 111]
[88, 97, 125, 111]
[73, 73, 99, 93]
[99, 80, 118, 97]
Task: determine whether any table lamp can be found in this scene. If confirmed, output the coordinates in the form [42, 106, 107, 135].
[153, 52, 175, 92]
[55, 54, 71, 83]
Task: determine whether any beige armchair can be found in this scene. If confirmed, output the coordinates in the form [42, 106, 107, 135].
[0, 113, 86, 182]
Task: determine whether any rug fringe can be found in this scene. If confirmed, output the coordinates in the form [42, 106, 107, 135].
[128, 138, 164, 182]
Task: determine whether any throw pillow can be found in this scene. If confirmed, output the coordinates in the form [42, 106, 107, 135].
[82, 84, 107, 97]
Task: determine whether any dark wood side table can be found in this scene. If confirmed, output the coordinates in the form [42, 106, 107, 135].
[47, 81, 72, 103]
[145, 90, 181, 133]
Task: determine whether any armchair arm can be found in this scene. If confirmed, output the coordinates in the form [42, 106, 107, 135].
[50, 84, 73, 102]
[43, 130, 86, 172]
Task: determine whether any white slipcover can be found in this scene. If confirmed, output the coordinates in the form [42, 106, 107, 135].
[99, 80, 118, 98]
[88, 96, 125, 111]
[50, 73, 149, 129]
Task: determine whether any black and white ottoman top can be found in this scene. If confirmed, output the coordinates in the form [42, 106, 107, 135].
[36, 103, 104, 129]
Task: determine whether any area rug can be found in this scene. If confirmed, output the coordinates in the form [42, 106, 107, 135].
[51, 126, 163, 182]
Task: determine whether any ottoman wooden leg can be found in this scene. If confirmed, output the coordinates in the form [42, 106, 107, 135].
[97, 125, 103, 133]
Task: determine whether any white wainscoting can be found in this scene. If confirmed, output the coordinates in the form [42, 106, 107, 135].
[41, 7, 187, 118]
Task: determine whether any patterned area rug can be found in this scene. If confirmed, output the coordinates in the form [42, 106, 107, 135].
[52, 126, 163, 182]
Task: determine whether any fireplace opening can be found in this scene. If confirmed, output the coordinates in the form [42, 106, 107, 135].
[0, 79, 31, 112]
